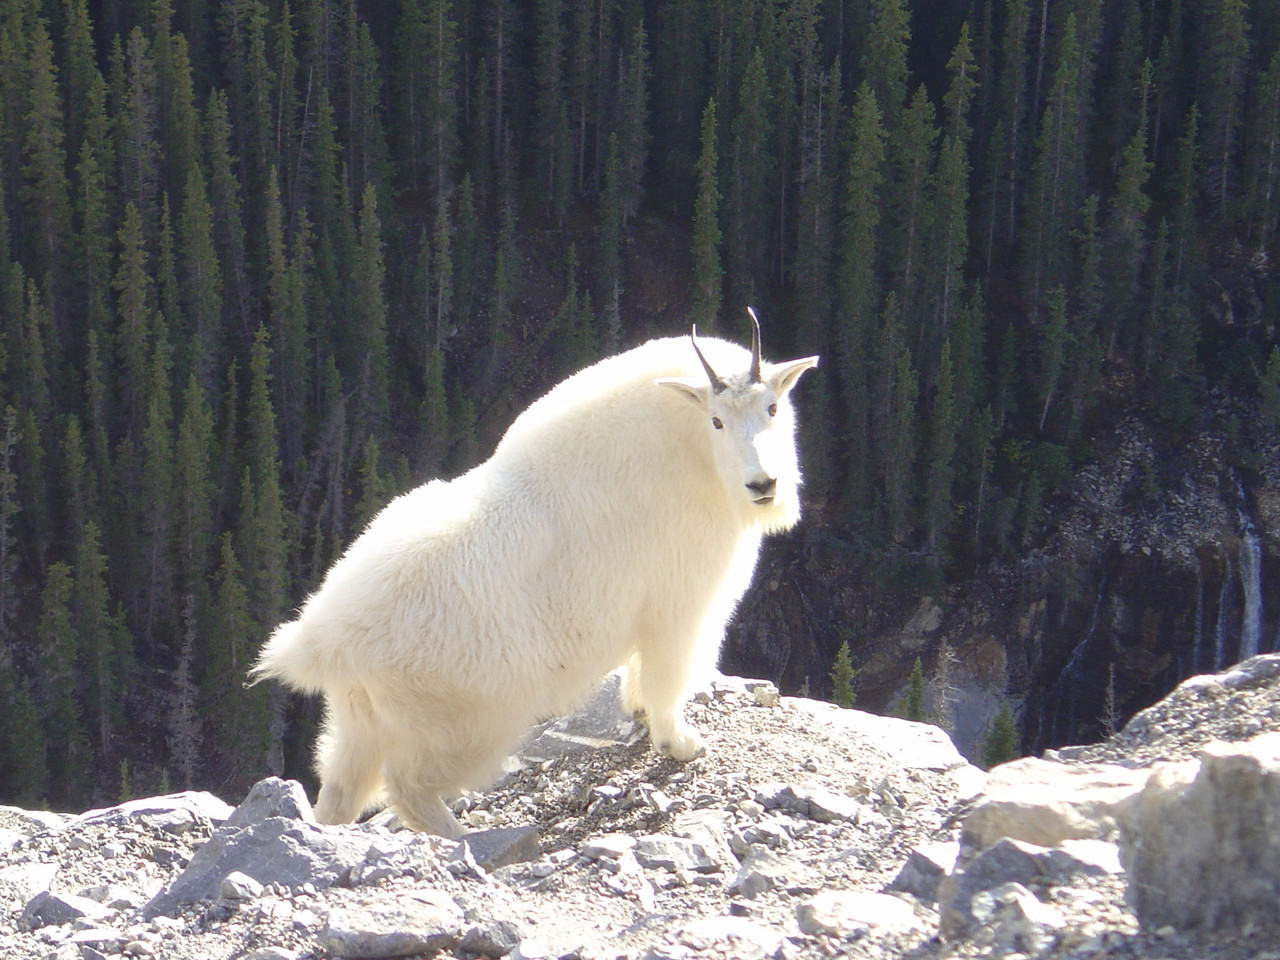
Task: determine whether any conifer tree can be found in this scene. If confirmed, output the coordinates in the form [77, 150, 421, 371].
[178, 164, 223, 386]
[21, 19, 71, 324]
[352, 183, 390, 440]
[74, 72, 113, 348]
[37, 561, 89, 804]
[983, 700, 1020, 767]
[114, 201, 153, 442]
[727, 48, 773, 311]
[925, 339, 959, 555]
[691, 98, 723, 330]
[837, 82, 885, 511]
[829, 639, 859, 708]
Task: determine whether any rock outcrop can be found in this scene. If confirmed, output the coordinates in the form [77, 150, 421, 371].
[3, 663, 1280, 960]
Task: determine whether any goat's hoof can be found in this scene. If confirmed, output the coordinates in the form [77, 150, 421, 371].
[658, 730, 706, 762]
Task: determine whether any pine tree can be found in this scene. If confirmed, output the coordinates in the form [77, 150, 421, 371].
[118, 27, 161, 224]
[1202, 0, 1250, 217]
[36, 561, 89, 805]
[982, 700, 1020, 767]
[726, 47, 773, 311]
[74, 71, 113, 349]
[829, 639, 859, 708]
[174, 374, 214, 609]
[114, 201, 153, 442]
[925, 340, 959, 555]
[1037, 285, 1071, 432]
[890, 86, 938, 332]
[178, 164, 223, 386]
[20, 19, 71, 325]
[837, 82, 885, 512]
[352, 183, 390, 440]
[691, 98, 723, 330]
[903, 656, 926, 722]
[0, 408, 19, 643]
[864, 0, 910, 127]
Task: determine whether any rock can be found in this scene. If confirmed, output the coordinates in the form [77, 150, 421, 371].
[581, 834, 636, 860]
[20, 889, 114, 929]
[1116, 731, 1280, 934]
[889, 840, 960, 904]
[456, 825, 540, 873]
[0, 861, 58, 907]
[962, 757, 1151, 851]
[968, 882, 1066, 955]
[219, 871, 264, 901]
[796, 890, 920, 938]
[144, 818, 380, 917]
[634, 834, 720, 874]
[753, 783, 864, 823]
[938, 836, 1120, 940]
[459, 919, 523, 958]
[0, 806, 70, 837]
[74, 791, 234, 834]
[677, 914, 784, 955]
[785, 697, 972, 773]
[319, 890, 462, 958]
[670, 810, 738, 871]
[729, 844, 809, 899]
[516, 673, 641, 766]
[222, 778, 314, 830]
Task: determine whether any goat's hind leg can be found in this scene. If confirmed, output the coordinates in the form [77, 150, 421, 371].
[312, 689, 385, 825]
[383, 761, 464, 838]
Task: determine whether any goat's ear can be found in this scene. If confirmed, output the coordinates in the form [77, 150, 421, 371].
[656, 377, 710, 407]
[770, 356, 819, 396]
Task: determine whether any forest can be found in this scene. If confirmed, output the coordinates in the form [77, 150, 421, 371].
[0, 0, 1277, 808]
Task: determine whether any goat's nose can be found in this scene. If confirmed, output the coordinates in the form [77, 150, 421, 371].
[746, 476, 777, 499]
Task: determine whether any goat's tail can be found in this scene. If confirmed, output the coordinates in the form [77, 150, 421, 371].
[247, 619, 327, 694]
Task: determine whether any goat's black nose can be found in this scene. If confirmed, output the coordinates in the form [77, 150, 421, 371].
[746, 477, 777, 498]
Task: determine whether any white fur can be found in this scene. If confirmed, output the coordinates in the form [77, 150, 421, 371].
[251, 332, 817, 836]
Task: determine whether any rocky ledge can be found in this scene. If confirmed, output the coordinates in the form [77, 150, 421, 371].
[3, 665, 1280, 960]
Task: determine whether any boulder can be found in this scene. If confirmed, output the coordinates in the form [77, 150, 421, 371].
[796, 890, 920, 938]
[962, 756, 1150, 850]
[319, 889, 463, 958]
[1116, 732, 1280, 933]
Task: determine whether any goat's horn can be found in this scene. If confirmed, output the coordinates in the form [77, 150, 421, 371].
[746, 306, 763, 383]
[690, 324, 728, 393]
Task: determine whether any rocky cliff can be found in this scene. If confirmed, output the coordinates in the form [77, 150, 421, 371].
[3, 662, 1280, 960]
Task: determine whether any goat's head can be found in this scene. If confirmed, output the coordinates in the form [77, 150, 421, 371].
[658, 308, 818, 526]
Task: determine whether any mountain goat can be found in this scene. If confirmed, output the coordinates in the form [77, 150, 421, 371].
[251, 311, 818, 836]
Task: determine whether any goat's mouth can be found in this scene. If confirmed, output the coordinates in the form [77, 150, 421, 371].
[752, 495, 775, 506]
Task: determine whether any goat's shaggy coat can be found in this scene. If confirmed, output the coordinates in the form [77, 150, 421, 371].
[252, 328, 817, 836]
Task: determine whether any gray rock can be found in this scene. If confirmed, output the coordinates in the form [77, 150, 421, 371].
[753, 783, 864, 824]
[143, 817, 378, 917]
[219, 871, 264, 901]
[670, 810, 738, 871]
[21, 890, 114, 929]
[0, 861, 58, 909]
[222, 778, 314, 831]
[677, 914, 784, 955]
[516, 673, 642, 766]
[459, 919, 523, 958]
[581, 833, 637, 860]
[455, 825, 540, 873]
[796, 890, 920, 938]
[729, 844, 809, 899]
[962, 757, 1150, 851]
[319, 890, 462, 958]
[784, 697, 971, 773]
[74, 792, 234, 835]
[0, 806, 70, 837]
[968, 882, 1065, 955]
[1116, 731, 1280, 933]
[938, 837, 1056, 940]
[889, 840, 960, 904]
[634, 834, 720, 874]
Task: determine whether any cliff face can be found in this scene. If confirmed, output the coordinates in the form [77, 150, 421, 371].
[3, 663, 1280, 960]
[726, 388, 1280, 764]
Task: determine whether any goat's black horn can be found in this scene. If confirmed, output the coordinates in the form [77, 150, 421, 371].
[690, 325, 728, 393]
[746, 306, 763, 383]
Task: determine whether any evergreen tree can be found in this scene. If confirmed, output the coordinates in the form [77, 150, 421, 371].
[829, 639, 859, 708]
[178, 163, 223, 386]
[983, 700, 1020, 767]
[925, 339, 959, 555]
[903, 656, 926, 722]
[726, 47, 774, 311]
[352, 183, 389, 440]
[837, 82, 885, 512]
[20, 19, 71, 325]
[114, 201, 153, 441]
[691, 98, 723, 330]
[1201, 0, 1250, 217]
[37, 561, 89, 804]
[864, 0, 910, 127]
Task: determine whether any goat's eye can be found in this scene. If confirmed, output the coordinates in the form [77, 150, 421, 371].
[711, 416, 724, 430]
[768, 403, 778, 417]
